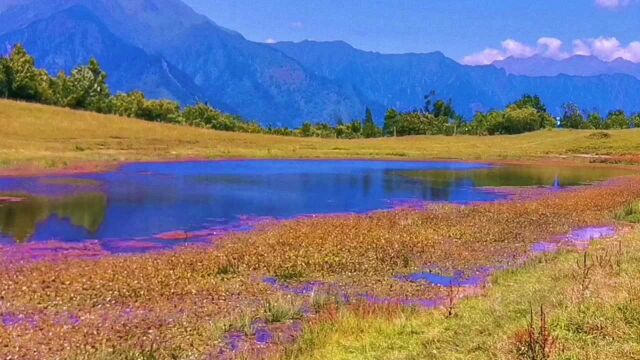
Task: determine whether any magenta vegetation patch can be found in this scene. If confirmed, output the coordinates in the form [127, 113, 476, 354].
[532, 226, 618, 254]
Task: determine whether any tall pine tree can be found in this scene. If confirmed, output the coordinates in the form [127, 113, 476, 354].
[362, 107, 381, 138]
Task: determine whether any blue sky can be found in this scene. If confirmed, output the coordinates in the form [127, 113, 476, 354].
[184, 0, 640, 63]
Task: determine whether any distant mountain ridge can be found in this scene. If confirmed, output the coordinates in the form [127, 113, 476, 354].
[273, 41, 640, 117]
[2, 0, 640, 126]
[493, 55, 640, 80]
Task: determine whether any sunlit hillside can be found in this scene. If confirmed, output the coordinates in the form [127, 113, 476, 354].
[2, 100, 640, 172]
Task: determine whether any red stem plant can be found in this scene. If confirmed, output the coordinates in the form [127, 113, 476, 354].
[513, 305, 557, 360]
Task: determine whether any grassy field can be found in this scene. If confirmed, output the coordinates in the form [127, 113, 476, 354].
[289, 227, 640, 360]
[2, 100, 640, 173]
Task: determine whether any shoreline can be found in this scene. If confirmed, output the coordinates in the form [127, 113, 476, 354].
[0, 155, 637, 179]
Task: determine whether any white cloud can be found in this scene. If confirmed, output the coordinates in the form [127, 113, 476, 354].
[461, 39, 536, 65]
[462, 36, 640, 65]
[537, 37, 569, 60]
[595, 0, 632, 9]
[264, 38, 277, 44]
[461, 49, 505, 66]
[573, 37, 640, 62]
[501, 39, 536, 58]
[572, 39, 591, 56]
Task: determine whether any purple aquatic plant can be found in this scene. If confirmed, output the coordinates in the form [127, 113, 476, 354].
[1, 313, 38, 329]
[225, 331, 247, 352]
[566, 226, 616, 244]
[532, 242, 560, 255]
[532, 226, 617, 253]
[0, 240, 108, 263]
[54, 313, 82, 327]
[254, 327, 274, 345]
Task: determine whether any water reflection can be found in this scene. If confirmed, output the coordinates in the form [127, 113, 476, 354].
[0, 193, 107, 243]
[0, 161, 630, 246]
[403, 166, 631, 188]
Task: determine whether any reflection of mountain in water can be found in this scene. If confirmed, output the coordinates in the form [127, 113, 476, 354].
[0, 193, 107, 243]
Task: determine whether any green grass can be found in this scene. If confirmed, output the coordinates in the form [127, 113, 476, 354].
[287, 230, 640, 360]
[2, 100, 640, 172]
[265, 296, 305, 324]
[616, 202, 640, 223]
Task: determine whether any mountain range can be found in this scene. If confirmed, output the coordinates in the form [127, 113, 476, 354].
[493, 55, 640, 80]
[1, 0, 640, 127]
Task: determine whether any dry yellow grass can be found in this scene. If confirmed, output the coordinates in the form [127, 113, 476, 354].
[2, 100, 640, 171]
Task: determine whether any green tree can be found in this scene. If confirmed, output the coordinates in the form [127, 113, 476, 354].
[52, 59, 110, 112]
[432, 99, 456, 119]
[511, 94, 547, 114]
[137, 100, 182, 123]
[560, 103, 586, 129]
[471, 112, 502, 135]
[362, 107, 382, 138]
[233, 116, 264, 134]
[394, 113, 431, 136]
[383, 108, 400, 136]
[503, 106, 541, 134]
[182, 103, 228, 129]
[300, 122, 314, 137]
[81, 59, 110, 112]
[607, 110, 630, 129]
[631, 114, 640, 128]
[0, 57, 7, 97]
[3, 44, 48, 101]
[587, 113, 605, 129]
[484, 111, 506, 135]
[112, 92, 147, 118]
[507, 94, 556, 131]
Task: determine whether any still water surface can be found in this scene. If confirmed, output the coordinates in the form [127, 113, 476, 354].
[0, 160, 628, 250]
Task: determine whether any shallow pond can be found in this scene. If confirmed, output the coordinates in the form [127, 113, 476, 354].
[0, 160, 629, 251]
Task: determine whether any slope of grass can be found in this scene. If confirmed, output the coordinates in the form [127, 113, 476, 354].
[289, 228, 640, 360]
[2, 100, 640, 171]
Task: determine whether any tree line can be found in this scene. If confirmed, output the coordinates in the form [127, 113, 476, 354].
[0, 45, 263, 133]
[2, 44, 638, 138]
